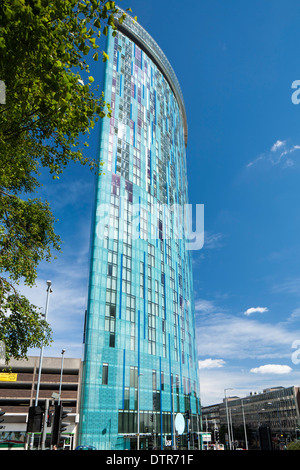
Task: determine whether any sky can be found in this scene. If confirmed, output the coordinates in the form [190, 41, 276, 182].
[19, 0, 300, 406]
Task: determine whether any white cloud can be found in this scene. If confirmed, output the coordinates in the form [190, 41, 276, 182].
[198, 364, 300, 406]
[271, 140, 285, 152]
[287, 308, 300, 323]
[247, 139, 300, 168]
[198, 358, 225, 369]
[17, 223, 91, 359]
[195, 299, 300, 404]
[244, 306, 268, 316]
[192, 232, 225, 265]
[196, 307, 299, 361]
[246, 155, 263, 168]
[272, 277, 300, 295]
[250, 364, 292, 375]
[283, 158, 295, 168]
[195, 299, 216, 313]
[203, 232, 224, 250]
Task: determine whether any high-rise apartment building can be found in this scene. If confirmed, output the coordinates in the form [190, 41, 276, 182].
[77, 12, 201, 450]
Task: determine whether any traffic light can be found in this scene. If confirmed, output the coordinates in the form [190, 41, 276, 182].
[0, 410, 5, 423]
[60, 407, 69, 433]
[185, 410, 190, 420]
[187, 432, 191, 442]
[26, 405, 43, 432]
[149, 432, 155, 449]
[51, 405, 70, 447]
[47, 410, 54, 427]
[51, 406, 59, 446]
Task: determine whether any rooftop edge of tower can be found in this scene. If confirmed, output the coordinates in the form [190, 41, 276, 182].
[115, 9, 188, 148]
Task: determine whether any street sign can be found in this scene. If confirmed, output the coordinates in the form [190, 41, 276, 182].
[0, 373, 17, 382]
[200, 432, 211, 442]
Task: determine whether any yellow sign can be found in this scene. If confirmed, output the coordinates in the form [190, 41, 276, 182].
[0, 373, 17, 382]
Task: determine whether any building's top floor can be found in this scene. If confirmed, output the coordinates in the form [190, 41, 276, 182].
[5, 356, 81, 376]
[115, 8, 188, 147]
[202, 385, 300, 412]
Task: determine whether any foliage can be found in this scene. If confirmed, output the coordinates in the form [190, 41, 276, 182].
[0, 278, 52, 362]
[287, 440, 300, 450]
[0, 0, 132, 361]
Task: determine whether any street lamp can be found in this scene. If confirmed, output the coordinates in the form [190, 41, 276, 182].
[58, 349, 66, 405]
[29, 280, 52, 449]
[35, 281, 52, 405]
[267, 401, 282, 435]
[241, 399, 249, 450]
[229, 408, 235, 448]
[137, 372, 143, 450]
[224, 388, 234, 450]
[171, 379, 182, 450]
[266, 401, 284, 449]
[171, 381, 177, 450]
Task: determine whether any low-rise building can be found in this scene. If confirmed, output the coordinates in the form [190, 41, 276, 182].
[202, 385, 300, 449]
[0, 356, 81, 450]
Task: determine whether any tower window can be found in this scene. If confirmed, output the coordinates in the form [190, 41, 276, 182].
[102, 363, 109, 384]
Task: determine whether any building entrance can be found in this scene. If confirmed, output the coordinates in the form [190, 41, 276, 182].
[129, 437, 150, 450]
[122, 435, 155, 450]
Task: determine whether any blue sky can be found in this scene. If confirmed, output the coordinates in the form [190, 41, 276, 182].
[21, 0, 300, 406]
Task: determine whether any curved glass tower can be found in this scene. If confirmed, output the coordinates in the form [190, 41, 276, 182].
[78, 12, 201, 450]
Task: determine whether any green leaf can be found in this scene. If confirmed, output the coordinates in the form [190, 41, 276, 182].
[83, 45, 90, 55]
[94, 18, 101, 28]
[102, 51, 109, 62]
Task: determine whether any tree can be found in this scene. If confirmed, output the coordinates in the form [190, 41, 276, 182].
[0, 0, 132, 362]
[287, 440, 300, 450]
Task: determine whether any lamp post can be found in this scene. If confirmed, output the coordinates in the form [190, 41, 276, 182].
[35, 281, 52, 405]
[229, 408, 235, 449]
[241, 399, 249, 450]
[266, 401, 284, 449]
[137, 372, 143, 450]
[224, 388, 233, 450]
[171, 380, 181, 450]
[58, 349, 66, 405]
[172, 382, 176, 450]
[29, 280, 52, 450]
[267, 401, 282, 436]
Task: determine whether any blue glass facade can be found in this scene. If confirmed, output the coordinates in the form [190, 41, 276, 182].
[78, 14, 201, 450]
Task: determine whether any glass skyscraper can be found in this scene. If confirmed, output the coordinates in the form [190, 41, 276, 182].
[78, 12, 202, 450]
